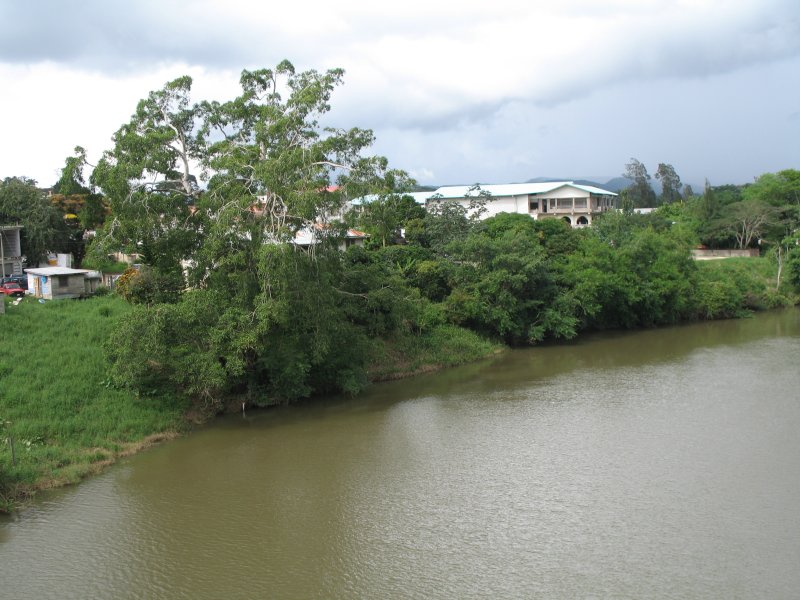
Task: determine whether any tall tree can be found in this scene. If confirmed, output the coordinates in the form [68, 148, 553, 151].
[655, 163, 682, 204]
[192, 62, 407, 271]
[54, 146, 91, 196]
[623, 158, 657, 207]
[98, 61, 411, 406]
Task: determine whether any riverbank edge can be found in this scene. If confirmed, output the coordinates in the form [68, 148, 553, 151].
[2, 351, 505, 512]
[0, 307, 504, 513]
[1, 432, 183, 511]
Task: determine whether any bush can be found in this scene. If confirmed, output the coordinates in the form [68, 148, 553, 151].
[694, 277, 746, 319]
[115, 266, 183, 305]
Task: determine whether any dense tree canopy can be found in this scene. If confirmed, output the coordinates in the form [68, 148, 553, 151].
[0, 176, 69, 266]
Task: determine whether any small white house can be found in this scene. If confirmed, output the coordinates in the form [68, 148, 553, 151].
[25, 267, 91, 300]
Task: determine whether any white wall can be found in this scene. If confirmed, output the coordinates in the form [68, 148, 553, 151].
[544, 185, 592, 200]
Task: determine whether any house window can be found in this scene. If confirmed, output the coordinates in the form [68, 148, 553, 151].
[529, 200, 539, 212]
[58, 275, 70, 287]
[574, 198, 587, 209]
[557, 198, 572, 209]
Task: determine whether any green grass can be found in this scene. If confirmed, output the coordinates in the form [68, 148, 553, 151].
[0, 295, 187, 511]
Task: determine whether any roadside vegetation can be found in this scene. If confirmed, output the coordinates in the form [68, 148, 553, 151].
[2, 62, 799, 510]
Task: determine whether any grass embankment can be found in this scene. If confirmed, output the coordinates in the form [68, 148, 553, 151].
[0, 296, 187, 511]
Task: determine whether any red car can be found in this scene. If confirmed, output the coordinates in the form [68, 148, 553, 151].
[0, 282, 25, 297]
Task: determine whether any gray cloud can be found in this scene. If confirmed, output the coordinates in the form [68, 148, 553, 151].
[1, 0, 798, 187]
[0, 0, 267, 71]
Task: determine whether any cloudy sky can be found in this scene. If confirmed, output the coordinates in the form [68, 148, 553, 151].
[1, 0, 798, 189]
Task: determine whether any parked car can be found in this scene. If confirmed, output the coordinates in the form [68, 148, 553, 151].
[1, 275, 27, 290]
[0, 281, 25, 297]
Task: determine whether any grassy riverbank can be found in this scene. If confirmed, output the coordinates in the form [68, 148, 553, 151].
[0, 296, 187, 511]
[0, 295, 501, 511]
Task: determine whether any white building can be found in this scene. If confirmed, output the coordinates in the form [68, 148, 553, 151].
[352, 182, 617, 227]
[428, 182, 617, 227]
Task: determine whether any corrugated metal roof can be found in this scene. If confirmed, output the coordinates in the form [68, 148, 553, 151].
[432, 182, 616, 198]
[568, 183, 618, 196]
[24, 267, 90, 276]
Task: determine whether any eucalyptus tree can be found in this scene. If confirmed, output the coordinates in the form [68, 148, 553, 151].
[91, 76, 204, 274]
[623, 158, 657, 207]
[655, 163, 682, 204]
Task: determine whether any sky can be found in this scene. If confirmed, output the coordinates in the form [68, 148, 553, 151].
[1, 0, 798, 190]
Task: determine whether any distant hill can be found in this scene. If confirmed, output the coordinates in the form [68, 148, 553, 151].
[526, 176, 632, 192]
[600, 177, 633, 192]
[525, 176, 704, 196]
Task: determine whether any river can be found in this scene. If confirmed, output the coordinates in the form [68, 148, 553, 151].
[2, 310, 799, 599]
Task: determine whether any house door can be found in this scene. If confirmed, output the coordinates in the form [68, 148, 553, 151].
[33, 276, 41, 297]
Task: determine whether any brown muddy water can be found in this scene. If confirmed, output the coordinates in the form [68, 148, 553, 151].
[2, 310, 799, 599]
